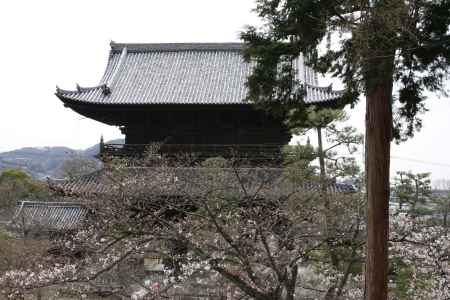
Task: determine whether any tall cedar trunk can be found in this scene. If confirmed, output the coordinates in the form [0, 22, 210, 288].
[365, 80, 392, 300]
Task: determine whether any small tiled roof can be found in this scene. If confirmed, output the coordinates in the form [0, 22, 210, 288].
[48, 167, 355, 197]
[56, 42, 343, 106]
[10, 201, 87, 232]
[48, 170, 110, 195]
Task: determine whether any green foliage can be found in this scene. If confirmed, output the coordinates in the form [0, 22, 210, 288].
[0, 168, 48, 196]
[0, 168, 31, 182]
[392, 171, 432, 214]
[0, 168, 50, 215]
[432, 190, 450, 227]
[283, 142, 318, 182]
[390, 258, 414, 299]
[323, 123, 362, 179]
[241, 0, 450, 141]
[411, 206, 435, 216]
[283, 141, 316, 164]
[0, 228, 10, 241]
[283, 160, 318, 183]
[285, 107, 363, 181]
[290, 107, 346, 133]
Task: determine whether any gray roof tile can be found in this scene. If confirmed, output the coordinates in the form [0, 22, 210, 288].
[48, 168, 355, 197]
[56, 43, 343, 105]
[11, 201, 86, 232]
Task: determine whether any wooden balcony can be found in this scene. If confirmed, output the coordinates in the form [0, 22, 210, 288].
[101, 143, 286, 162]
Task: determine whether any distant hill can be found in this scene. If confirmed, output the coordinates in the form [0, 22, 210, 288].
[82, 138, 124, 157]
[0, 139, 124, 179]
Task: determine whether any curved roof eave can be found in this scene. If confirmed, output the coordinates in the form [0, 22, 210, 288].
[56, 92, 344, 109]
[56, 93, 255, 109]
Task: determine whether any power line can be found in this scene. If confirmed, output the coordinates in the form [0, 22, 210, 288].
[391, 156, 450, 168]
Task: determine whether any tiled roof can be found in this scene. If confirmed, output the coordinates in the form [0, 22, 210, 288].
[56, 42, 343, 106]
[48, 170, 111, 195]
[48, 167, 355, 197]
[10, 201, 87, 232]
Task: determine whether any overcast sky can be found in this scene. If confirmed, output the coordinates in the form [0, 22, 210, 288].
[0, 0, 449, 181]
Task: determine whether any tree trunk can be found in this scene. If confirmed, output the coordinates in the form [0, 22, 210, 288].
[444, 201, 449, 228]
[317, 128, 330, 214]
[365, 80, 393, 300]
[317, 127, 327, 195]
[317, 127, 339, 300]
[412, 179, 419, 213]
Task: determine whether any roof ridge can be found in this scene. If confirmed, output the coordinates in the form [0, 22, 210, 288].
[48, 169, 104, 183]
[17, 201, 82, 207]
[55, 84, 107, 96]
[304, 83, 345, 94]
[106, 46, 127, 92]
[110, 42, 245, 53]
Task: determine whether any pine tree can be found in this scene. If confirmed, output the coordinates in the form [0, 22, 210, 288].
[241, 1, 449, 299]
[392, 171, 432, 215]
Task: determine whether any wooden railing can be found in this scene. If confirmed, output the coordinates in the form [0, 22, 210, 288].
[101, 143, 286, 161]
